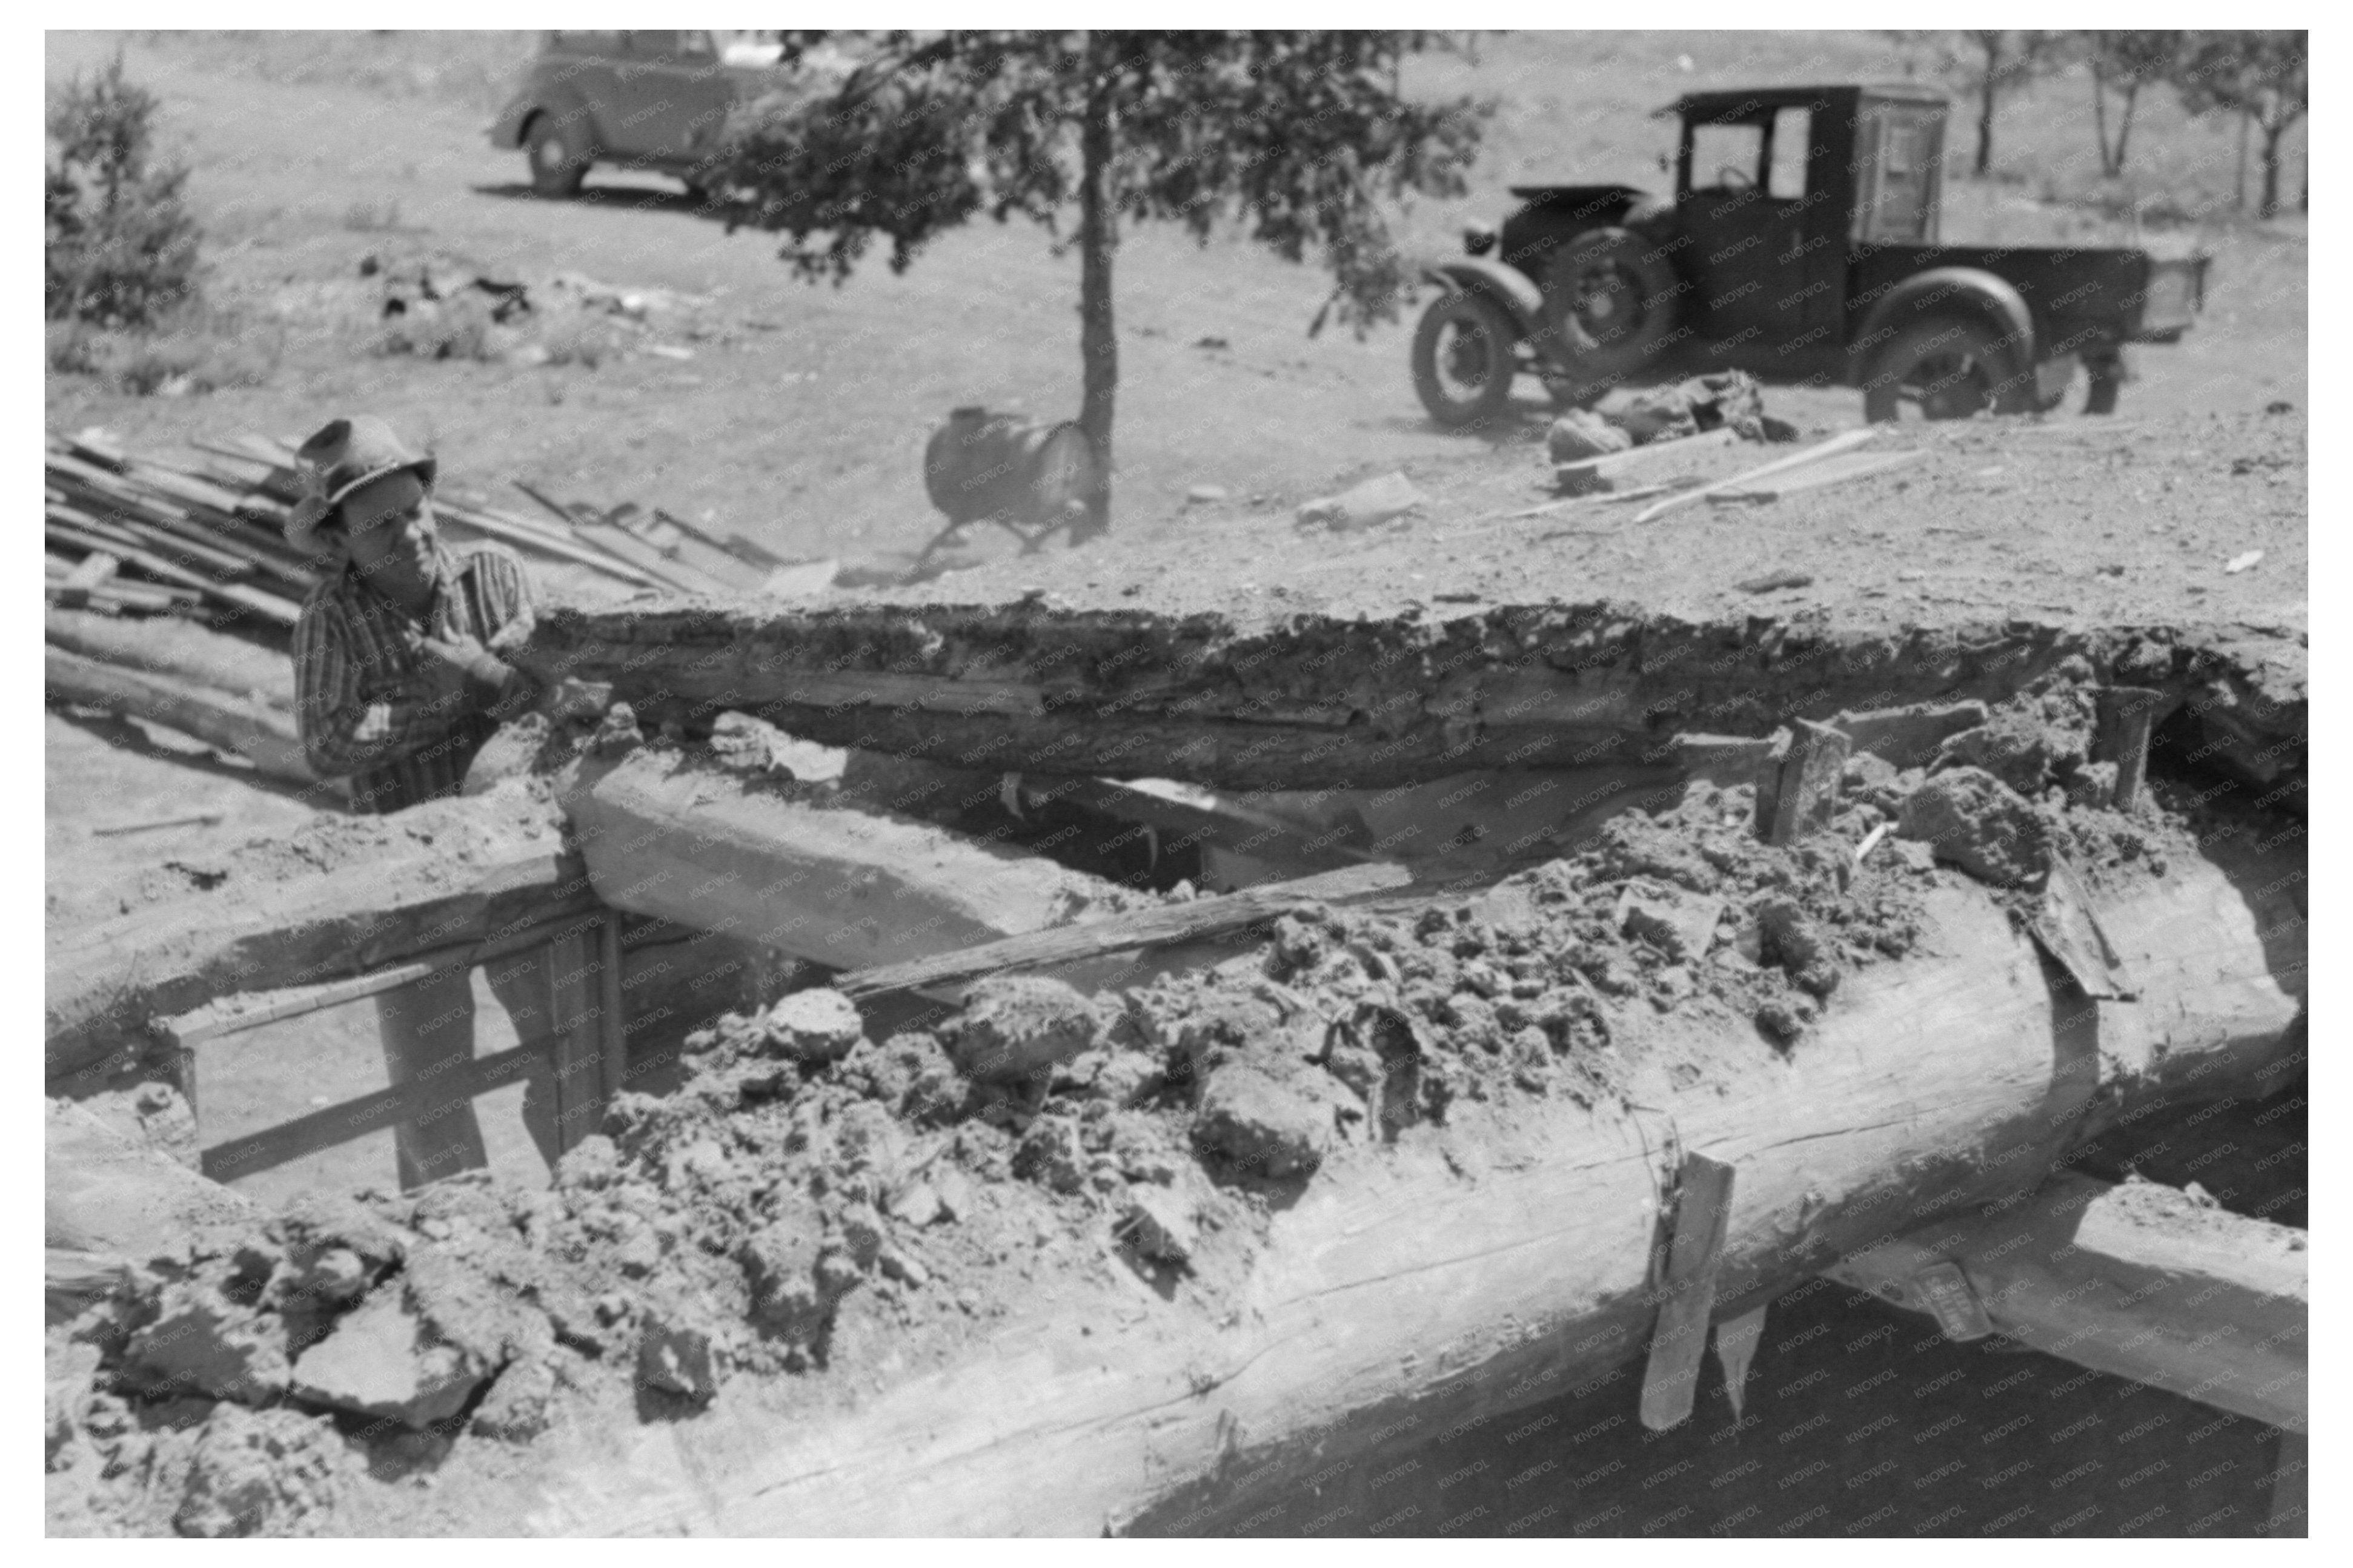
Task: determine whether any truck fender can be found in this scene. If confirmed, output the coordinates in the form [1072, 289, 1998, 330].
[1851, 267, 2037, 379]
[1422, 259, 1545, 342]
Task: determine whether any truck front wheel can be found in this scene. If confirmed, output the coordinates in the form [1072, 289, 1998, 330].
[1412, 290, 1521, 429]
[1862, 317, 2023, 423]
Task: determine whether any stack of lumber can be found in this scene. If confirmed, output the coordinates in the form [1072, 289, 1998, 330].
[44, 429, 835, 641]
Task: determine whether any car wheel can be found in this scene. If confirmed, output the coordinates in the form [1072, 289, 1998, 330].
[1862, 317, 2021, 423]
[1412, 290, 1521, 429]
[526, 116, 589, 197]
[1541, 227, 1678, 403]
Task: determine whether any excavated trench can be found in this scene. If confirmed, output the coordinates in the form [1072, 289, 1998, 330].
[47, 615, 2306, 1538]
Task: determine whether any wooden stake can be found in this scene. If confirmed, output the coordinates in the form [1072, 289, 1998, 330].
[199, 1040, 546, 1184]
[1712, 1302, 1767, 1420]
[1755, 718, 1851, 845]
[1640, 1153, 1736, 1431]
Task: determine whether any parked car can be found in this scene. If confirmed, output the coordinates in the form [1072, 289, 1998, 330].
[1410, 82, 2211, 425]
[488, 30, 841, 199]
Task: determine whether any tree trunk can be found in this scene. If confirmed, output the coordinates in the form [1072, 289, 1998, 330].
[1073, 51, 1118, 541]
[2114, 81, 2140, 174]
[2260, 117, 2287, 219]
[2091, 62, 2114, 176]
[1974, 44, 2001, 176]
[335, 831, 2303, 1535]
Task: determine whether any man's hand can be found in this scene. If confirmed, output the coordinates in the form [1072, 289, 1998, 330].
[419, 635, 536, 715]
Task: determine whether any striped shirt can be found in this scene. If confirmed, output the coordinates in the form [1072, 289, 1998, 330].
[293, 538, 536, 815]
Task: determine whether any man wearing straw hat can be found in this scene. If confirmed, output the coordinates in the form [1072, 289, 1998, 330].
[287, 414, 588, 1189]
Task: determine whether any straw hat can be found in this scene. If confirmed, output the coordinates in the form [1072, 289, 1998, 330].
[285, 415, 438, 555]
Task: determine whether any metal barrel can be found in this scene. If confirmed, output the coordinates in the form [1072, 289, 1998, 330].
[923, 407, 1101, 527]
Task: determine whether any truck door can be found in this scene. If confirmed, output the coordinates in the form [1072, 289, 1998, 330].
[1679, 106, 1836, 360]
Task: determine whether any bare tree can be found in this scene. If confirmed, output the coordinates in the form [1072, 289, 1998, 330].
[1927, 30, 2066, 177]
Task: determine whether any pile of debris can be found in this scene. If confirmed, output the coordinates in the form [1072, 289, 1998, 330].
[365, 252, 716, 370]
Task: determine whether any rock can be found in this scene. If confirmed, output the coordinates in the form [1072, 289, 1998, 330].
[951, 974, 1101, 1085]
[172, 1404, 343, 1538]
[2066, 760, 2120, 811]
[636, 1309, 719, 1404]
[1587, 814, 1721, 893]
[832, 1202, 886, 1270]
[1117, 1188, 1197, 1264]
[1547, 409, 1633, 463]
[1184, 485, 1229, 505]
[470, 1355, 557, 1443]
[1754, 996, 1812, 1046]
[288, 1291, 490, 1429]
[1193, 1063, 1327, 1179]
[120, 1280, 291, 1405]
[1896, 767, 2052, 889]
[877, 1243, 930, 1288]
[740, 1219, 837, 1347]
[932, 1166, 976, 1223]
[888, 1182, 943, 1228]
[1616, 884, 1725, 963]
[1756, 898, 1838, 997]
[47, 1338, 102, 1471]
[1012, 1117, 1089, 1194]
[766, 988, 866, 1063]
[1295, 471, 1423, 532]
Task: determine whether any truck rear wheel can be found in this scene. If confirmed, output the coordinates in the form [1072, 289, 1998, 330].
[526, 115, 590, 197]
[1862, 317, 2023, 423]
[1412, 290, 1520, 429]
[1542, 228, 1678, 404]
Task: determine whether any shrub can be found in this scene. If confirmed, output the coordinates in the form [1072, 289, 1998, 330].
[46, 52, 204, 329]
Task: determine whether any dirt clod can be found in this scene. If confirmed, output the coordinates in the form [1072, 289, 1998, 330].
[118, 1283, 291, 1406]
[765, 988, 866, 1063]
[171, 1404, 345, 1539]
[287, 1290, 491, 1429]
[951, 974, 1102, 1085]
[1896, 766, 2051, 889]
[1192, 1064, 1327, 1179]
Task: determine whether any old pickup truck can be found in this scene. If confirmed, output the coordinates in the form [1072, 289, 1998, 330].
[1410, 82, 2210, 425]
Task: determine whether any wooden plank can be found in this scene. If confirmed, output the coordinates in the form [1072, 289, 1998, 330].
[1703, 446, 1929, 503]
[598, 915, 629, 1104]
[1828, 1173, 2308, 1433]
[1639, 1153, 1736, 1431]
[45, 516, 301, 627]
[45, 646, 313, 784]
[1711, 1302, 1767, 1420]
[835, 861, 1413, 1001]
[1756, 717, 1850, 845]
[159, 905, 612, 1048]
[1553, 426, 1738, 485]
[1631, 428, 1879, 523]
[199, 1039, 547, 1184]
[2092, 685, 2168, 810]
[546, 925, 606, 1155]
[2027, 853, 2138, 999]
[435, 498, 663, 587]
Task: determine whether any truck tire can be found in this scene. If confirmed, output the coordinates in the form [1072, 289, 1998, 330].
[1862, 316, 2024, 423]
[1541, 227, 1678, 405]
[526, 115, 590, 197]
[1412, 290, 1520, 429]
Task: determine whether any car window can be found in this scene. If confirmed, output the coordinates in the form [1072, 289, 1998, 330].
[1768, 107, 1810, 199]
[675, 31, 714, 59]
[1689, 122, 1764, 192]
[549, 31, 622, 55]
[625, 31, 682, 59]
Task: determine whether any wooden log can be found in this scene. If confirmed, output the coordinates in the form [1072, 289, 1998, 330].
[557, 746, 1145, 975]
[1827, 1173, 2306, 1432]
[425, 821, 2302, 1536]
[2092, 686, 2169, 810]
[1754, 718, 1850, 845]
[44, 791, 597, 1085]
[516, 602, 2302, 793]
[47, 607, 295, 709]
[45, 646, 313, 786]
[835, 861, 1412, 1001]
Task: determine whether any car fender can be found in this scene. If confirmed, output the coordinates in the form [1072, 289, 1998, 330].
[1852, 267, 2036, 378]
[487, 90, 537, 149]
[1421, 259, 1544, 341]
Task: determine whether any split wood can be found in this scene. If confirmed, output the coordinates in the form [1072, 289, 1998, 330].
[1631, 428, 1879, 523]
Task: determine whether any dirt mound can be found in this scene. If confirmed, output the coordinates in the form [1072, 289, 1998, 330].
[48, 703, 2210, 1533]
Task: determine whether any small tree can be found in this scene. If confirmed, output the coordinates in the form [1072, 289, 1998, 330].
[46, 52, 203, 329]
[2085, 30, 2185, 177]
[2175, 31, 2307, 219]
[717, 31, 1491, 535]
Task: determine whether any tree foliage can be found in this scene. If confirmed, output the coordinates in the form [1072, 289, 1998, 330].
[45, 52, 203, 329]
[2174, 30, 2307, 217]
[715, 31, 1492, 534]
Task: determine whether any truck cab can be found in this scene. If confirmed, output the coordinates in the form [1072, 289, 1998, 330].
[1411, 84, 2210, 426]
